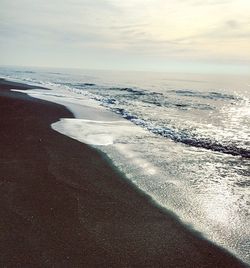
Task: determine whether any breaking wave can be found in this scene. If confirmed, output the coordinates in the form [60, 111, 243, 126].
[111, 107, 250, 158]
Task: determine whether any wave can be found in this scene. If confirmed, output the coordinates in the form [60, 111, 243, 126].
[75, 83, 96, 87]
[14, 70, 36, 74]
[66, 84, 248, 157]
[108, 87, 147, 95]
[59, 82, 96, 88]
[86, 87, 215, 111]
[111, 107, 250, 158]
[8, 76, 247, 157]
[170, 89, 239, 100]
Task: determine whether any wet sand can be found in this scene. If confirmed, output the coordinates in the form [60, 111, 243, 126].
[0, 79, 247, 267]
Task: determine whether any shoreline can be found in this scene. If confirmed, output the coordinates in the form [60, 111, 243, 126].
[0, 78, 248, 267]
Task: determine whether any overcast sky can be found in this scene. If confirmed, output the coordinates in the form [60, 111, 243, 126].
[1, 0, 250, 73]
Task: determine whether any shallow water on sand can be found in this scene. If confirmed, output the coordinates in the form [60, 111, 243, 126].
[1, 66, 250, 264]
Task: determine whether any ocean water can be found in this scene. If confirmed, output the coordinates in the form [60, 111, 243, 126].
[1, 66, 249, 264]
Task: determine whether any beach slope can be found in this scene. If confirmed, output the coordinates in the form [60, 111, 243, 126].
[0, 79, 247, 267]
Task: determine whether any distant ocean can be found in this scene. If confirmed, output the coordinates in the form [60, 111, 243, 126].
[1, 66, 249, 264]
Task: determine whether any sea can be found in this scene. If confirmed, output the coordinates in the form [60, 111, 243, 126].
[0, 66, 249, 264]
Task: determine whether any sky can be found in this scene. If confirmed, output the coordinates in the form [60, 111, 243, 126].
[0, 0, 250, 73]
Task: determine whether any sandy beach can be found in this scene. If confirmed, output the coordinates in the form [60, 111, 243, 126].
[0, 78, 247, 267]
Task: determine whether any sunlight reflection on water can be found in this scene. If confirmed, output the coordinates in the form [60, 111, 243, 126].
[2, 66, 250, 264]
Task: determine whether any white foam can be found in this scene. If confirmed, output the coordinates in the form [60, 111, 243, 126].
[12, 88, 121, 121]
[52, 118, 147, 146]
[12, 87, 156, 176]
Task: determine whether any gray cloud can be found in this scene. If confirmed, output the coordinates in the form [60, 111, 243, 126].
[226, 20, 240, 29]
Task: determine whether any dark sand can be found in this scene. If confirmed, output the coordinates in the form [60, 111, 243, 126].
[0, 79, 247, 267]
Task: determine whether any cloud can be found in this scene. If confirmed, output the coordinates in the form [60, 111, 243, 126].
[187, 0, 233, 6]
[226, 20, 240, 29]
[1, 0, 250, 69]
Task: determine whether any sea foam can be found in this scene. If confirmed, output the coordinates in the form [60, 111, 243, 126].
[51, 118, 145, 146]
